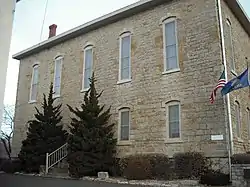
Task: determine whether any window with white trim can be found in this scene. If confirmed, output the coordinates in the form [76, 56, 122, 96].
[247, 108, 250, 140]
[235, 101, 241, 137]
[163, 18, 179, 71]
[166, 101, 181, 139]
[53, 56, 63, 97]
[82, 46, 93, 90]
[30, 64, 39, 102]
[226, 19, 235, 72]
[119, 108, 130, 141]
[119, 32, 131, 81]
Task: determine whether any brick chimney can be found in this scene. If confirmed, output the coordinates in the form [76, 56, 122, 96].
[48, 24, 57, 38]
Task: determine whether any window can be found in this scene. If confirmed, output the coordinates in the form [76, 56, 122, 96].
[247, 108, 250, 140]
[119, 32, 131, 82]
[163, 18, 179, 72]
[119, 108, 130, 141]
[166, 101, 181, 139]
[30, 64, 39, 102]
[53, 56, 63, 97]
[226, 19, 235, 72]
[235, 101, 241, 137]
[82, 46, 93, 90]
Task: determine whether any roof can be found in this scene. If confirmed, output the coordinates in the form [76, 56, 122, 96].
[225, 0, 250, 35]
[13, 0, 250, 60]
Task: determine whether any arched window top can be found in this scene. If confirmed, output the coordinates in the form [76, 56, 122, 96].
[226, 18, 232, 25]
[83, 41, 95, 50]
[165, 100, 180, 106]
[119, 31, 131, 37]
[117, 105, 132, 112]
[159, 15, 178, 25]
[32, 63, 39, 68]
[162, 16, 177, 23]
[84, 45, 94, 51]
[117, 106, 130, 111]
[54, 53, 64, 60]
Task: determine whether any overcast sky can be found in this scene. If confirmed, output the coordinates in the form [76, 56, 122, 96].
[4, 0, 250, 106]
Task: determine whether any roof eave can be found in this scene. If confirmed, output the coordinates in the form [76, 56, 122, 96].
[13, 0, 250, 60]
[12, 0, 165, 60]
[225, 0, 250, 39]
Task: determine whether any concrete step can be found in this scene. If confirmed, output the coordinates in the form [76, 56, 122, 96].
[56, 159, 68, 169]
[39, 158, 69, 175]
[48, 167, 69, 177]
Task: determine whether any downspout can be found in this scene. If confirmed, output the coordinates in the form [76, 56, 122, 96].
[216, 0, 234, 180]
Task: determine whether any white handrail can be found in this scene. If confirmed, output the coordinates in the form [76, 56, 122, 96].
[45, 143, 68, 174]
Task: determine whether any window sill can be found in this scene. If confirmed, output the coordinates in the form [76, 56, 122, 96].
[236, 137, 244, 143]
[53, 95, 61, 99]
[117, 79, 132, 85]
[117, 141, 132, 146]
[164, 139, 183, 144]
[80, 88, 90, 93]
[28, 100, 37, 104]
[231, 70, 237, 76]
[162, 68, 180, 75]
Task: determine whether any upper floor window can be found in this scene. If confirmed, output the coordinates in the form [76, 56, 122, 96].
[247, 108, 250, 140]
[166, 101, 181, 140]
[53, 56, 63, 97]
[30, 64, 39, 102]
[119, 32, 131, 82]
[163, 17, 179, 72]
[226, 19, 235, 72]
[82, 46, 93, 90]
[235, 101, 241, 138]
[119, 108, 130, 141]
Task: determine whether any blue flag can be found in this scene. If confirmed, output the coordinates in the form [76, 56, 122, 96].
[221, 68, 250, 96]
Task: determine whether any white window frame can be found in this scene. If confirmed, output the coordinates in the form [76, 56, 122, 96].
[81, 45, 93, 92]
[29, 64, 39, 103]
[226, 19, 236, 74]
[247, 108, 250, 140]
[118, 108, 131, 142]
[235, 101, 241, 138]
[118, 32, 132, 84]
[165, 101, 181, 142]
[162, 17, 179, 74]
[53, 56, 63, 98]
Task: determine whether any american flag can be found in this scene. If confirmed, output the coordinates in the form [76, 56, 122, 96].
[210, 70, 226, 104]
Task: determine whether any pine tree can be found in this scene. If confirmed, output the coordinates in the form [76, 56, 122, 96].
[67, 73, 116, 178]
[18, 83, 67, 173]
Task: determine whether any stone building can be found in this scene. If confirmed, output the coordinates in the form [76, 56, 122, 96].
[11, 0, 250, 167]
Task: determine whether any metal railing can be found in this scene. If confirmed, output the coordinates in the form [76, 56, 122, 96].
[45, 143, 68, 174]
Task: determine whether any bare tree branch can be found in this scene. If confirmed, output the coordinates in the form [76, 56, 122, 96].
[0, 105, 14, 160]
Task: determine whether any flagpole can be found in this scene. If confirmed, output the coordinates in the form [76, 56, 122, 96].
[217, 0, 233, 181]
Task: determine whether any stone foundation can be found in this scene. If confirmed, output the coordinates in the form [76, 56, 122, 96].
[232, 164, 250, 187]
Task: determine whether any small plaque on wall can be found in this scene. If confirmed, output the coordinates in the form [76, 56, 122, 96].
[211, 135, 224, 141]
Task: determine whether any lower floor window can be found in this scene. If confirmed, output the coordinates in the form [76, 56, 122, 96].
[119, 109, 130, 141]
[167, 101, 181, 139]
